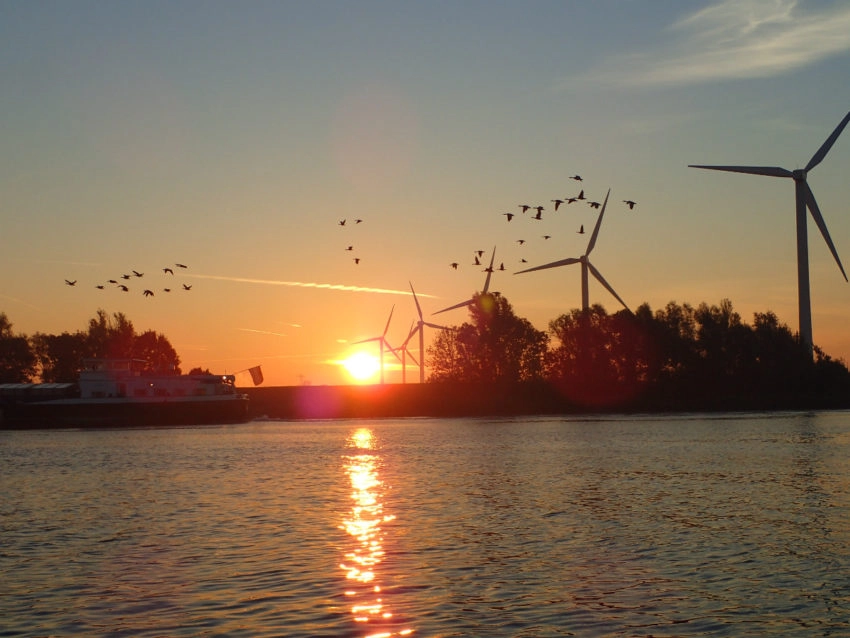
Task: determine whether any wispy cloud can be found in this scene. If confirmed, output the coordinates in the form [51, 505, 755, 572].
[239, 328, 289, 337]
[590, 0, 850, 87]
[186, 273, 435, 298]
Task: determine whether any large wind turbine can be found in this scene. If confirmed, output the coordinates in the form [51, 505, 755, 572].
[434, 246, 496, 315]
[515, 189, 630, 313]
[355, 305, 402, 384]
[689, 111, 850, 355]
[406, 282, 450, 383]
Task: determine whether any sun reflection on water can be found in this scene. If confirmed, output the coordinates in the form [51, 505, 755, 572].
[340, 428, 412, 637]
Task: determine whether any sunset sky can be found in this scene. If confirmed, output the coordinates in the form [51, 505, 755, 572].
[3, 1, 850, 386]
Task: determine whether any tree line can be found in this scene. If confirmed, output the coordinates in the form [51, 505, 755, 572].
[0, 310, 183, 383]
[3, 297, 849, 409]
[426, 293, 850, 410]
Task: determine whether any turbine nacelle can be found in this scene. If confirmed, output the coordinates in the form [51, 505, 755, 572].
[792, 169, 807, 180]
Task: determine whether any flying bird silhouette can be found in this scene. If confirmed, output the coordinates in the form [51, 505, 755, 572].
[182, 284, 192, 290]
[64, 279, 76, 286]
[339, 219, 346, 226]
[107, 279, 117, 284]
[143, 289, 154, 297]
[623, 200, 637, 210]
[498, 263, 506, 271]
[551, 199, 564, 211]
[121, 274, 131, 280]
[354, 219, 363, 224]
[589, 201, 601, 209]
[475, 250, 484, 258]
[353, 258, 360, 264]
[163, 288, 171, 292]
[533, 210, 543, 220]
[175, 263, 188, 268]
[96, 285, 104, 289]
[518, 204, 531, 214]
[543, 235, 551, 240]
[473, 255, 481, 265]
[534, 205, 544, 215]
[345, 245, 354, 251]
[577, 190, 586, 200]
[118, 285, 129, 291]
[578, 225, 585, 234]
[516, 239, 526, 245]
[570, 175, 583, 182]
[450, 262, 459, 270]
[132, 270, 144, 277]
[504, 212, 514, 221]
[163, 267, 174, 275]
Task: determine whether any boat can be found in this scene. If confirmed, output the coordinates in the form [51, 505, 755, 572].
[0, 359, 250, 428]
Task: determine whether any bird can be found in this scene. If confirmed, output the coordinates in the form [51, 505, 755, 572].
[576, 190, 586, 200]
[520, 258, 528, 263]
[182, 284, 192, 290]
[551, 199, 564, 211]
[473, 255, 481, 265]
[518, 204, 531, 214]
[578, 225, 585, 234]
[132, 270, 143, 277]
[450, 262, 459, 270]
[118, 285, 129, 292]
[143, 289, 154, 297]
[96, 285, 104, 289]
[566, 197, 578, 205]
[504, 212, 514, 221]
[570, 175, 583, 182]
[175, 263, 188, 269]
[483, 266, 494, 273]
[589, 201, 601, 209]
[517, 239, 526, 245]
[121, 274, 131, 280]
[543, 235, 551, 240]
[339, 219, 346, 226]
[475, 250, 484, 258]
[163, 288, 171, 292]
[498, 262, 506, 271]
[623, 200, 637, 210]
[64, 279, 76, 286]
[163, 267, 174, 275]
[353, 258, 360, 264]
[345, 245, 354, 251]
[533, 210, 543, 220]
[354, 219, 363, 224]
[107, 279, 117, 284]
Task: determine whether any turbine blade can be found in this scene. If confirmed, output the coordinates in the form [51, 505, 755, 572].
[586, 189, 611, 255]
[353, 336, 381, 345]
[384, 339, 404, 363]
[433, 298, 473, 315]
[804, 183, 848, 281]
[806, 110, 850, 172]
[424, 321, 449, 330]
[409, 282, 424, 320]
[515, 257, 581, 275]
[688, 164, 792, 178]
[482, 246, 496, 293]
[587, 261, 630, 311]
[383, 305, 395, 336]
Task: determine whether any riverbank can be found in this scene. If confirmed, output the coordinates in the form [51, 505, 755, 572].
[241, 381, 850, 420]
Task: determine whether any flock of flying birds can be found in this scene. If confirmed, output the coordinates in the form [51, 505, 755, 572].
[64, 263, 193, 297]
[336, 175, 637, 275]
[449, 175, 637, 273]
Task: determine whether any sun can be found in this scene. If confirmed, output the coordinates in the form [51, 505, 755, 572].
[342, 352, 381, 383]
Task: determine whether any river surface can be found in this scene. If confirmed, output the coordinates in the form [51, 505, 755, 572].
[2, 412, 849, 637]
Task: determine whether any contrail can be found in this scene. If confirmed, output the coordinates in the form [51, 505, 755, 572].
[239, 328, 289, 337]
[185, 273, 435, 297]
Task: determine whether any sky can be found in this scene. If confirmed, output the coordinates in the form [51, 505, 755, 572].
[2, 0, 850, 387]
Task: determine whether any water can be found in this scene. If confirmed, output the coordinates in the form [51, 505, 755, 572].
[2, 412, 849, 637]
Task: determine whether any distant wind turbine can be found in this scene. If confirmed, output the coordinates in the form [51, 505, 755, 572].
[434, 246, 496, 315]
[515, 189, 629, 313]
[355, 305, 402, 384]
[689, 110, 850, 355]
[407, 282, 450, 383]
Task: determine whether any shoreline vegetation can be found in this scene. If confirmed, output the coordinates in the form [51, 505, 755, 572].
[242, 381, 850, 421]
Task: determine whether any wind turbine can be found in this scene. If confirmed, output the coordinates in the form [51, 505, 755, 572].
[515, 189, 630, 313]
[407, 282, 450, 383]
[396, 322, 420, 384]
[355, 305, 402, 384]
[434, 246, 497, 315]
[689, 111, 850, 355]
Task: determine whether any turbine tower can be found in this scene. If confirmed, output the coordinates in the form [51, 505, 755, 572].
[407, 282, 450, 383]
[355, 305, 402, 384]
[689, 111, 850, 355]
[434, 246, 496, 315]
[515, 189, 630, 313]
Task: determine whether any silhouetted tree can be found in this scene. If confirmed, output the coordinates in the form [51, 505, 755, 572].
[133, 330, 181, 373]
[31, 331, 89, 383]
[87, 310, 135, 359]
[0, 313, 37, 383]
[428, 293, 547, 383]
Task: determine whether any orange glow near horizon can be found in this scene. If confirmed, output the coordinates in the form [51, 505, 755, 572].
[339, 428, 411, 636]
[341, 352, 382, 384]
